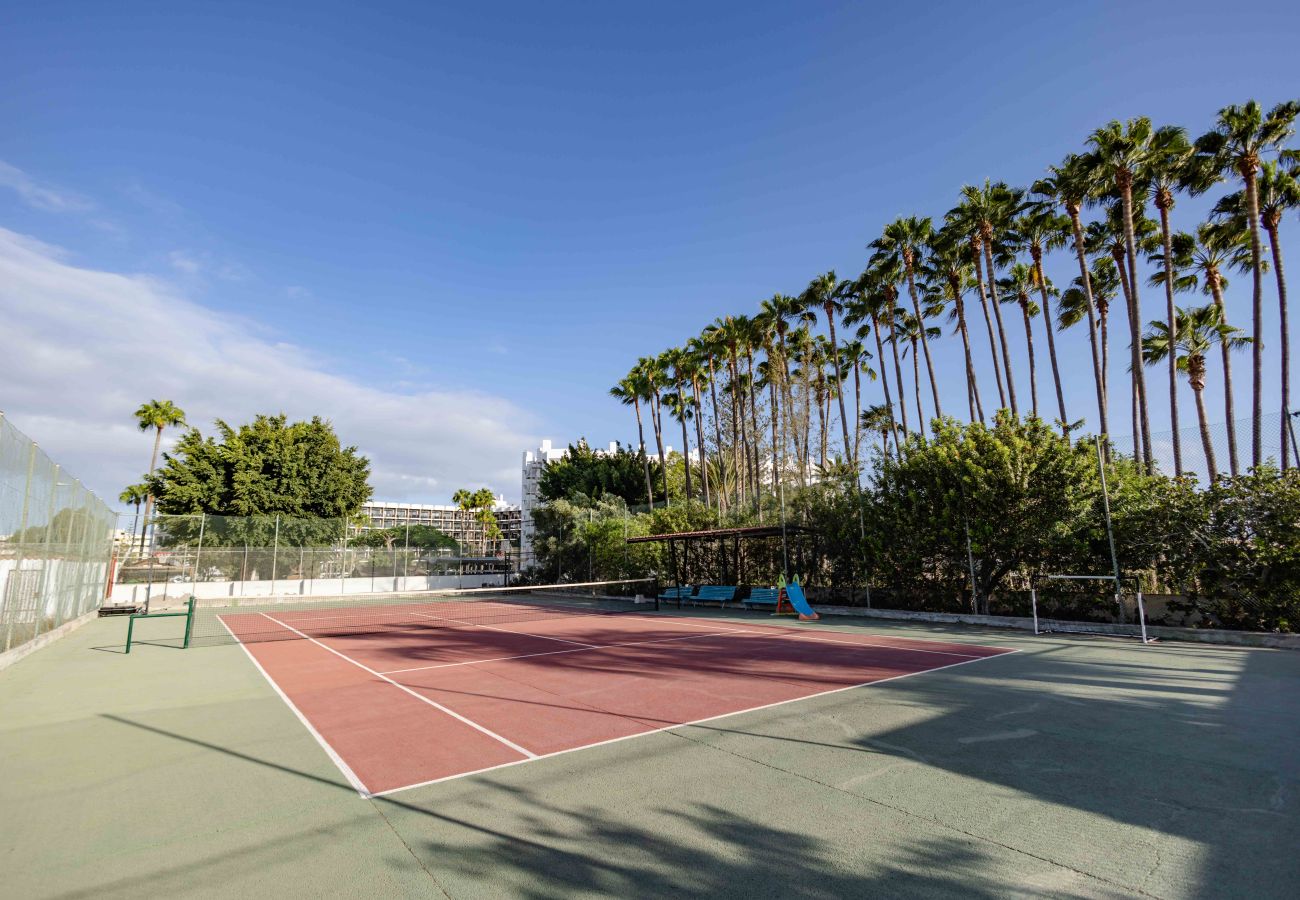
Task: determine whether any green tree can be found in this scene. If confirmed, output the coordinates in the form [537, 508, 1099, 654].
[147, 414, 371, 549]
[872, 218, 944, 420]
[537, 440, 662, 507]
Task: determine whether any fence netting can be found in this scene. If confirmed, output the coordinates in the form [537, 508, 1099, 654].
[0, 415, 116, 653]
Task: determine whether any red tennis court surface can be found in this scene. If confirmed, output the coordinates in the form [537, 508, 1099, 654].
[227, 608, 1016, 797]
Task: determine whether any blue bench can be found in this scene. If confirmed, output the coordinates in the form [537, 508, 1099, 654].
[742, 587, 780, 609]
[658, 584, 695, 602]
[691, 585, 740, 607]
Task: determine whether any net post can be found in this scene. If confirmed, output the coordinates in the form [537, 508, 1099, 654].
[1030, 586, 1040, 635]
[652, 575, 660, 612]
[183, 595, 196, 649]
[1136, 589, 1150, 644]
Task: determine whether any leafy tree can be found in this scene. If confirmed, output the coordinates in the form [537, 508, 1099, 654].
[118, 482, 149, 554]
[538, 440, 663, 507]
[147, 414, 371, 548]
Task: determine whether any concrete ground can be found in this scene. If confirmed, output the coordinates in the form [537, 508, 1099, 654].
[1, 612, 1297, 899]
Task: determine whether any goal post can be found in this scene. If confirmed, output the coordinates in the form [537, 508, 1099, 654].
[1030, 573, 1151, 644]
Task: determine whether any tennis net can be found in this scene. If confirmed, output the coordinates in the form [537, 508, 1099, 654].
[184, 578, 660, 646]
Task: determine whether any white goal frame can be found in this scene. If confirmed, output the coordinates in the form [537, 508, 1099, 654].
[1030, 574, 1150, 644]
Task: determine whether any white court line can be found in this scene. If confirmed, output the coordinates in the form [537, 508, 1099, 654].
[379, 627, 760, 675]
[754, 630, 996, 659]
[260, 613, 537, 761]
[368, 647, 1022, 798]
[409, 611, 599, 648]
[629, 609, 1019, 653]
[217, 617, 373, 797]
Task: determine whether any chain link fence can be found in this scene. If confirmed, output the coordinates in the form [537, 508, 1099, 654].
[0, 414, 116, 654]
[112, 513, 514, 610]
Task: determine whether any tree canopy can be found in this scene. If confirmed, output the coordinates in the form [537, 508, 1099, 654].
[148, 414, 372, 519]
[538, 440, 662, 506]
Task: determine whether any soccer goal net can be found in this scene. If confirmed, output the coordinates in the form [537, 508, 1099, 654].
[1029, 574, 1152, 644]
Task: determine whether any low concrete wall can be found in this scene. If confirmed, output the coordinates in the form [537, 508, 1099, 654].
[812, 604, 1300, 650]
[0, 609, 99, 674]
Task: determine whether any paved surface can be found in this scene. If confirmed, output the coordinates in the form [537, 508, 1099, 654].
[1, 612, 1297, 898]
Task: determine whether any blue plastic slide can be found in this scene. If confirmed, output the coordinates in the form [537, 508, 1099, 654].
[785, 579, 820, 620]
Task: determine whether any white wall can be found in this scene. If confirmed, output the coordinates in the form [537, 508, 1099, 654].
[108, 572, 505, 607]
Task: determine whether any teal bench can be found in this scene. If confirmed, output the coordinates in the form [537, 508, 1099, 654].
[658, 585, 695, 603]
[742, 587, 780, 609]
[692, 585, 740, 608]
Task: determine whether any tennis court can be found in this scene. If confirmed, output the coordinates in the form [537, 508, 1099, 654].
[214, 587, 1015, 796]
[4, 585, 1299, 898]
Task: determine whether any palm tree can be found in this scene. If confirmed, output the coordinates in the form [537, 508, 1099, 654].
[134, 399, 186, 531]
[1086, 118, 1160, 472]
[998, 263, 1042, 418]
[1162, 224, 1254, 475]
[1192, 100, 1300, 467]
[634, 356, 670, 502]
[684, 337, 715, 506]
[1086, 203, 1160, 464]
[1144, 124, 1194, 475]
[1033, 155, 1109, 439]
[697, 324, 729, 507]
[663, 348, 695, 500]
[1007, 207, 1071, 429]
[1143, 305, 1250, 483]
[871, 217, 944, 419]
[118, 482, 149, 556]
[839, 337, 873, 464]
[800, 272, 853, 463]
[948, 180, 1023, 415]
[844, 277, 902, 452]
[893, 309, 940, 436]
[1061, 256, 1122, 418]
[923, 227, 985, 422]
[1212, 159, 1300, 469]
[609, 373, 655, 508]
[860, 404, 895, 459]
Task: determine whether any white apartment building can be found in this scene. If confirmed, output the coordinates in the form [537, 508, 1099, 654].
[358, 498, 522, 557]
[519, 438, 669, 570]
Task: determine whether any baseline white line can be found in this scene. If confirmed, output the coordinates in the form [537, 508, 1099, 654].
[217, 617, 373, 798]
[369, 648, 1022, 798]
[408, 611, 598, 647]
[260, 613, 537, 760]
[755, 631, 998, 659]
[379, 627, 761, 675]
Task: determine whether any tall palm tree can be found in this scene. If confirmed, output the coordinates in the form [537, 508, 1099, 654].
[1086, 203, 1160, 464]
[800, 272, 853, 463]
[844, 277, 902, 452]
[1033, 155, 1109, 438]
[118, 482, 149, 556]
[923, 227, 985, 422]
[1161, 224, 1255, 475]
[839, 337, 873, 464]
[697, 324, 729, 507]
[738, 315, 766, 504]
[893, 309, 940, 436]
[634, 356, 670, 503]
[871, 217, 944, 419]
[949, 180, 1023, 415]
[1086, 118, 1160, 472]
[684, 336, 714, 505]
[1192, 100, 1300, 467]
[1007, 207, 1071, 429]
[1144, 124, 1194, 475]
[1143, 305, 1250, 484]
[1212, 159, 1300, 469]
[663, 348, 695, 500]
[860, 404, 895, 459]
[134, 399, 186, 531]
[609, 373, 655, 508]
[998, 263, 1042, 418]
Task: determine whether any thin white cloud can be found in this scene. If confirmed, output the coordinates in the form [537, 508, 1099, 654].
[0, 160, 93, 213]
[0, 227, 536, 509]
[169, 250, 202, 274]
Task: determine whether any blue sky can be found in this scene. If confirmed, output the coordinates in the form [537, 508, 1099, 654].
[2, 2, 1298, 505]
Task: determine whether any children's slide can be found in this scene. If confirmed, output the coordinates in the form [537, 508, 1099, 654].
[785, 579, 820, 620]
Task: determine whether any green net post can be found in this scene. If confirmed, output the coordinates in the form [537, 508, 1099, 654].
[183, 595, 196, 649]
[125, 615, 136, 654]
